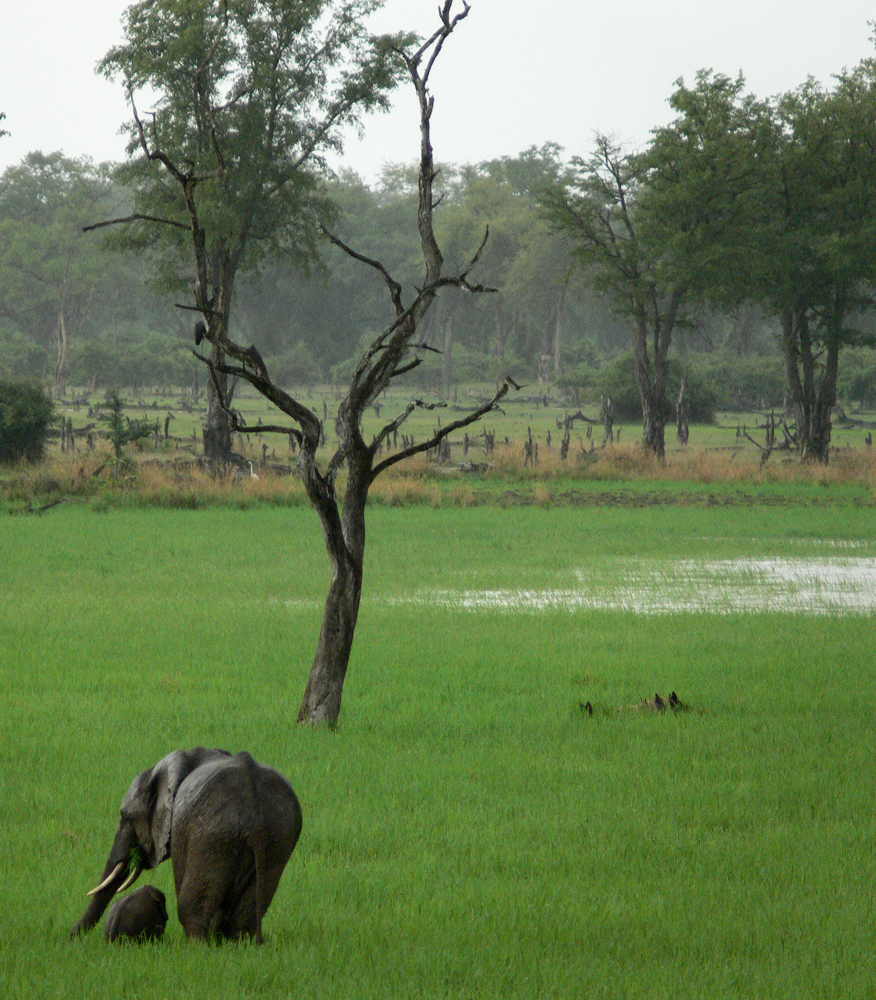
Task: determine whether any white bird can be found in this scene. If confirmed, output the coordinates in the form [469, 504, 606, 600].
[247, 461, 259, 480]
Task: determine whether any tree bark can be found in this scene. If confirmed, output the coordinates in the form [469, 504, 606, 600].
[441, 312, 454, 399]
[296, 443, 369, 725]
[640, 390, 668, 457]
[633, 322, 668, 459]
[676, 375, 689, 445]
[779, 309, 837, 462]
[632, 288, 682, 460]
[54, 309, 69, 398]
[202, 339, 233, 464]
[296, 518, 364, 725]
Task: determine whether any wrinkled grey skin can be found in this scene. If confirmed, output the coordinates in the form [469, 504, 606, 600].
[104, 885, 167, 943]
[72, 748, 302, 942]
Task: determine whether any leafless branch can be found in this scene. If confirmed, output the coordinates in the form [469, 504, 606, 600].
[82, 213, 190, 234]
[371, 374, 515, 479]
[129, 90, 222, 184]
[388, 358, 423, 379]
[175, 302, 220, 316]
[318, 220, 404, 315]
[409, 1, 471, 84]
[196, 351, 320, 447]
[369, 396, 449, 453]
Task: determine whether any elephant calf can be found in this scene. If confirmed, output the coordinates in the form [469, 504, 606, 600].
[104, 885, 168, 943]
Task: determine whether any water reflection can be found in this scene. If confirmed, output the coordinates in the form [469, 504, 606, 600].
[390, 558, 876, 616]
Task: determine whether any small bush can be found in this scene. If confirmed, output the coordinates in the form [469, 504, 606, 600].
[0, 380, 54, 463]
[595, 353, 718, 423]
[694, 352, 786, 411]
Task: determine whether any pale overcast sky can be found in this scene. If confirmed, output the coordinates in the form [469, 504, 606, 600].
[1, 1, 874, 181]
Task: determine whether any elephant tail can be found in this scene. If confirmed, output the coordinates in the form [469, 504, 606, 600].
[248, 827, 267, 944]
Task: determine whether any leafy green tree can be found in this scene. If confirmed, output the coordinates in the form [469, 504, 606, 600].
[0, 153, 117, 394]
[0, 380, 54, 463]
[539, 135, 689, 457]
[758, 70, 876, 460]
[634, 67, 876, 461]
[95, 0, 412, 462]
[546, 73, 773, 456]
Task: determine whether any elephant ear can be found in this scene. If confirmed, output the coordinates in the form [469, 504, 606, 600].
[120, 750, 196, 868]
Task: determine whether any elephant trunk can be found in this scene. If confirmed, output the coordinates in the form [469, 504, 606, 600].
[70, 822, 140, 937]
[71, 862, 129, 936]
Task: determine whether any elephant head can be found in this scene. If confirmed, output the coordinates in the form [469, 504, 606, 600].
[104, 885, 168, 943]
[71, 748, 231, 936]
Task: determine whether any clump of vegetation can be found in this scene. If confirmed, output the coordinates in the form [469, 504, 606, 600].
[104, 390, 156, 461]
[594, 354, 719, 423]
[0, 379, 54, 463]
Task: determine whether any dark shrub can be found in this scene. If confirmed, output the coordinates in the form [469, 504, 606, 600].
[595, 353, 718, 423]
[0, 380, 55, 463]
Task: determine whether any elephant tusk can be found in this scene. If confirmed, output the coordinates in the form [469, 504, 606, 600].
[116, 864, 143, 894]
[87, 861, 126, 896]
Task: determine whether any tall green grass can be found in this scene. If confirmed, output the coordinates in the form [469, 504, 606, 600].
[2, 502, 875, 998]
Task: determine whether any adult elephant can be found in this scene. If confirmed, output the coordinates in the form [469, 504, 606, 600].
[71, 747, 302, 942]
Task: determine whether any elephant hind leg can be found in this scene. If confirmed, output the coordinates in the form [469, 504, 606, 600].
[220, 840, 286, 941]
[177, 888, 227, 940]
[176, 841, 248, 940]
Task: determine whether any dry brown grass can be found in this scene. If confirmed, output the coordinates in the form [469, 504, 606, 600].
[569, 441, 876, 488]
[3, 436, 875, 510]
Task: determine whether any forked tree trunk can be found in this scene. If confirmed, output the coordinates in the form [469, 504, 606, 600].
[780, 309, 838, 463]
[197, 2, 490, 727]
[296, 543, 363, 725]
[634, 330, 669, 460]
[297, 453, 369, 726]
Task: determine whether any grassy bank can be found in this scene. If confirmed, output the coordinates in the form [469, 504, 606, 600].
[2, 504, 875, 998]
[3, 437, 876, 516]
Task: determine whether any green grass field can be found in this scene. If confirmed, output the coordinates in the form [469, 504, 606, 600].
[2, 495, 875, 998]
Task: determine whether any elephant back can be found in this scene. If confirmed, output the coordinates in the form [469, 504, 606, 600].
[171, 751, 301, 852]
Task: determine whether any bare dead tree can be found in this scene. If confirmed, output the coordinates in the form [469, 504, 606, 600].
[194, 1, 515, 725]
[675, 377, 689, 446]
[601, 395, 614, 444]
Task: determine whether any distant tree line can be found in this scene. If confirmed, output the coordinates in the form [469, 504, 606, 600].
[0, 147, 822, 398]
[2, 49, 876, 464]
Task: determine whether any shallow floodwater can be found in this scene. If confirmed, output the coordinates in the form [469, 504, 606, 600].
[388, 553, 876, 617]
[277, 541, 876, 617]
